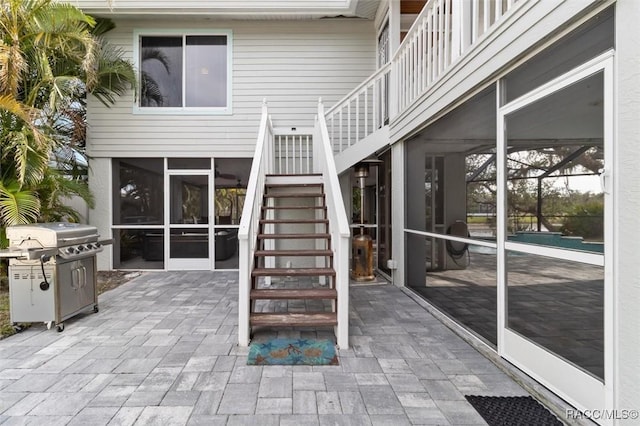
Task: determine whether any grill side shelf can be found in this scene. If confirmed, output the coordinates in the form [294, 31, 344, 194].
[0, 248, 57, 260]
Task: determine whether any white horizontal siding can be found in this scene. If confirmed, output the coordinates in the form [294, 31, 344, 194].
[87, 19, 376, 158]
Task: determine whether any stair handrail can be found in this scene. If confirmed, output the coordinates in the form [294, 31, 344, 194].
[314, 98, 351, 349]
[238, 99, 274, 346]
[323, 62, 392, 155]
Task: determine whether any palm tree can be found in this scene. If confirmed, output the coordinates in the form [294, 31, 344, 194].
[0, 0, 135, 245]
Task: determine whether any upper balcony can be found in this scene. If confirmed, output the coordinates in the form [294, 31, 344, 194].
[326, 0, 603, 173]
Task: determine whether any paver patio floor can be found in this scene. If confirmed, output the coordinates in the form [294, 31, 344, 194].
[0, 271, 531, 425]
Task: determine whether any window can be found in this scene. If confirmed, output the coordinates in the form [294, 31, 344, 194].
[136, 31, 231, 113]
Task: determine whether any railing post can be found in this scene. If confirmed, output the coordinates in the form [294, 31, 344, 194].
[388, 0, 401, 120]
[451, 0, 473, 62]
[238, 233, 250, 346]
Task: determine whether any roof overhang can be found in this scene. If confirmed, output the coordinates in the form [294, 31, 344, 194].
[70, 0, 379, 20]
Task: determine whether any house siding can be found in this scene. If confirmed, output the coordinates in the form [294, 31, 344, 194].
[86, 18, 376, 158]
[614, 0, 640, 412]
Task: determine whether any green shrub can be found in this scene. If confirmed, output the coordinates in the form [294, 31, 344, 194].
[561, 200, 604, 241]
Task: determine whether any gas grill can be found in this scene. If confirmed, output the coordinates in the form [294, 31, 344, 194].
[0, 222, 109, 332]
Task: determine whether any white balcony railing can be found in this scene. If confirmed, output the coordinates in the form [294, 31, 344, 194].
[326, 0, 522, 153]
[396, 0, 521, 112]
[273, 131, 314, 175]
[238, 100, 274, 347]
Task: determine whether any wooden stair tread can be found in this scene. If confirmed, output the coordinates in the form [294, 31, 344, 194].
[250, 288, 337, 300]
[265, 193, 325, 198]
[255, 249, 333, 257]
[250, 312, 337, 327]
[266, 173, 322, 177]
[262, 205, 326, 210]
[266, 183, 323, 188]
[257, 233, 330, 239]
[259, 219, 328, 224]
[252, 267, 336, 277]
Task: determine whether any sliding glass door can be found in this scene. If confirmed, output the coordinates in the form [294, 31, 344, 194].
[498, 53, 613, 413]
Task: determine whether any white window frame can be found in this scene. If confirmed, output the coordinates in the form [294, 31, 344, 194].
[133, 29, 233, 115]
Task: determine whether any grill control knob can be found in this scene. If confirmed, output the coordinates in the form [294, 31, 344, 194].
[86, 244, 94, 250]
[66, 247, 77, 254]
[95, 242, 102, 248]
[77, 245, 85, 251]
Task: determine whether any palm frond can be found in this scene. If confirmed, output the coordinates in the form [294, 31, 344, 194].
[0, 94, 38, 124]
[90, 40, 136, 106]
[91, 17, 116, 37]
[0, 179, 41, 226]
[0, 42, 28, 98]
[37, 169, 94, 222]
[6, 129, 49, 186]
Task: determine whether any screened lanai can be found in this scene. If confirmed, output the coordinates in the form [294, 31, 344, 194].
[403, 7, 611, 381]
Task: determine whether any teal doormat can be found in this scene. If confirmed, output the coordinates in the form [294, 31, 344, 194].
[247, 338, 339, 365]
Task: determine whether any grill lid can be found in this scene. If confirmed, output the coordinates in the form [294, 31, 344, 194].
[7, 222, 99, 249]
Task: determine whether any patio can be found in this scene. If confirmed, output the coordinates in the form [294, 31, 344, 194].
[0, 271, 538, 425]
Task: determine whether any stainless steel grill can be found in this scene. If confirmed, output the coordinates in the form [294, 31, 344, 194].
[1, 222, 109, 332]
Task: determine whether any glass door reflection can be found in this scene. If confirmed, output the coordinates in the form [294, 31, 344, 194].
[168, 174, 211, 269]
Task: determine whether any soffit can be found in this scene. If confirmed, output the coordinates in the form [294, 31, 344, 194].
[75, 0, 381, 20]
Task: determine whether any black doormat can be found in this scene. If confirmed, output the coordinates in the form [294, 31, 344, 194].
[465, 395, 563, 426]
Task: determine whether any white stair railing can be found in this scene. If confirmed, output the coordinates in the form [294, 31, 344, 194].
[238, 99, 274, 347]
[324, 63, 391, 155]
[314, 99, 351, 349]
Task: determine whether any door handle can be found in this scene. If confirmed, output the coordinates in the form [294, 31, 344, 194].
[598, 168, 608, 194]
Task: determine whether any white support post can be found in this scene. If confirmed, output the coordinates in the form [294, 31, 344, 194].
[438, 0, 444, 75]
[355, 97, 360, 143]
[347, 103, 352, 147]
[483, 0, 490, 34]
[444, 0, 451, 65]
[238, 234, 250, 346]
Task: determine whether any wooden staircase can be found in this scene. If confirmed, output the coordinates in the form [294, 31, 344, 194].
[249, 174, 338, 332]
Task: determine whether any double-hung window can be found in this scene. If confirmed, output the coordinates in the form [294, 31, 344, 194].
[135, 30, 232, 114]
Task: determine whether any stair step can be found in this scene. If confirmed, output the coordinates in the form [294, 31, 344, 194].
[250, 312, 337, 327]
[262, 206, 326, 210]
[252, 267, 336, 277]
[255, 249, 333, 257]
[250, 288, 337, 300]
[265, 174, 323, 186]
[266, 174, 322, 177]
[257, 233, 330, 240]
[266, 183, 323, 188]
[265, 193, 325, 198]
[259, 219, 328, 225]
